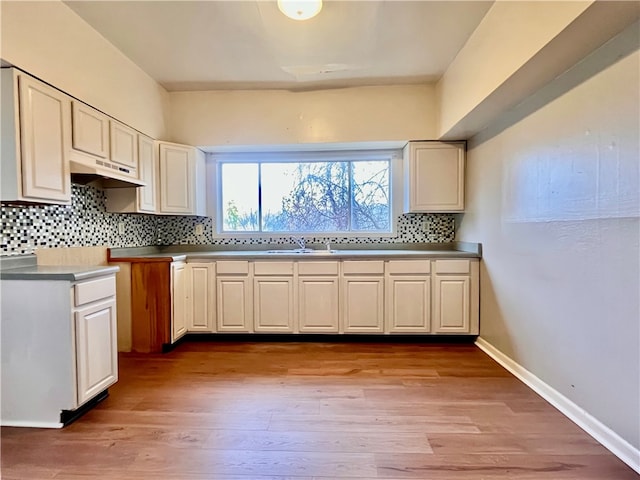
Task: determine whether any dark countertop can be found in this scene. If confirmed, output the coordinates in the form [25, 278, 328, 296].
[0, 255, 119, 281]
[107, 242, 482, 263]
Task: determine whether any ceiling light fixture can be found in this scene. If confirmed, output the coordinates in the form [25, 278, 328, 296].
[277, 0, 323, 21]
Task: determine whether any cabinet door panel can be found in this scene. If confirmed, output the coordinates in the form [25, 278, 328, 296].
[18, 74, 71, 202]
[434, 275, 470, 333]
[298, 277, 339, 332]
[342, 277, 384, 333]
[187, 263, 215, 332]
[110, 121, 137, 169]
[171, 262, 187, 342]
[404, 142, 464, 212]
[159, 143, 193, 214]
[387, 276, 430, 333]
[254, 277, 294, 332]
[137, 134, 157, 212]
[75, 299, 118, 405]
[216, 277, 252, 332]
[71, 101, 109, 158]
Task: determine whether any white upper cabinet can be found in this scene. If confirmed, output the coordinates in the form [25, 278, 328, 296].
[105, 134, 157, 213]
[110, 120, 138, 169]
[106, 139, 205, 216]
[1, 69, 71, 204]
[136, 134, 158, 212]
[158, 141, 206, 216]
[71, 101, 109, 158]
[403, 141, 465, 212]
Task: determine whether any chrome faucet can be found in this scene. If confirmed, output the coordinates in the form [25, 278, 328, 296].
[292, 237, 306, 249]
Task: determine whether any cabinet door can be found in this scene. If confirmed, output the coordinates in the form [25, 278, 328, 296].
[110, 120, 137, 169]
[159, 142, 194, 214]
[433, 275, 470, 333]
[298, 276, 339, 333]
[404, 141, 464, 212]
[18, 74, 71, 203]
[186, 263, 215, 332]
[75, 298, 118, 405]
[387, 276, 430, 333]
[71, 101, 109, 158]
[342, 276, 384, 333]
[171, 262, 188, 342]
[137, 134, 157, 212]
[216, 276, 252, 332]
[254, 277, 295, 332]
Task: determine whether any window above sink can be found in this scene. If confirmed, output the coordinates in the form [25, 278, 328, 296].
[211, 148, 403, 238]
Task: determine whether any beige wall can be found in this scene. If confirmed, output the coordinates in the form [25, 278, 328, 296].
[436, 1, 639, 140]
[0, 0, 169, 139]
[168, 84, 435, 147]
[457, 24, 639, 450]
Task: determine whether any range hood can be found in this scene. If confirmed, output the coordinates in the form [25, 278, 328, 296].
[69, 151, 146, 188]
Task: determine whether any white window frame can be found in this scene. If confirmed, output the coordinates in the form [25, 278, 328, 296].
[208, 149, 404, 238]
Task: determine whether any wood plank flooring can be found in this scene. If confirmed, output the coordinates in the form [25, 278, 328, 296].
[1, 341, 636, 479]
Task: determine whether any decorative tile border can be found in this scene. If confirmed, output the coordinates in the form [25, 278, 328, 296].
[1, 184, 454, 256]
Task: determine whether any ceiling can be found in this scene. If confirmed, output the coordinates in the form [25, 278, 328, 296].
[64, 1, 493, 92]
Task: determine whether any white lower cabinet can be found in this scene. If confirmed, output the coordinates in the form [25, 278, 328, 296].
[254, 277, 295, 332]
[342, 261, 385, 333]
[216, 261, 253, 332]
[432, 260, 479, 335]
[75, 298, 118, 404]
[385, 260, 431, 333]
[253, 261, 295, 332]
[1, 272, 118, 427]
[186, 263, 215, 332]
[298, 261, 340, 333]
[170, 257, 478, 337]
[171, 262, 187, 342]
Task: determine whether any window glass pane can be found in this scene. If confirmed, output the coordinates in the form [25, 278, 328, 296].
[221, 163, 259, 231]
[351, 160, 390, 231]
[261, 162, 349, 232]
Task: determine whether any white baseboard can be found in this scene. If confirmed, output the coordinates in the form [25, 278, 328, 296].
[475, 337, 640, 474]
[1, 420, 63, 428]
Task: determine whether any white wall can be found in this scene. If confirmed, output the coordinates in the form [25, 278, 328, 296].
[168, 84, 435, 147]
[458, 24, 639, 451]
[0, 1, 169, 138]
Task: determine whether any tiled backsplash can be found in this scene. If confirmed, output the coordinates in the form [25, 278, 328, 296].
[1, 184, 454, 256]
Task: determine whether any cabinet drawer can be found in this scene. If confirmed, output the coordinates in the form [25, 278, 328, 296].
[74, 275, 116, 306]
[343, 260, 385, 275]
[254, 261, 294, 276]
[216, 261, 249, 275]
[434, 259, 470, 274]
[298, 261, 339, 276]
[387, 260, 431, 275]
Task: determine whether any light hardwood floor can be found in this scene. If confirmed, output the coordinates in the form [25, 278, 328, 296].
[1, 341, 636, 479]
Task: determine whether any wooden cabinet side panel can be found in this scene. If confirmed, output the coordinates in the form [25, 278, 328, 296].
[131, 263, 171, 352]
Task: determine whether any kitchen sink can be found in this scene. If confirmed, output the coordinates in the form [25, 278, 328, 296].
[266, 248, 337, 254]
